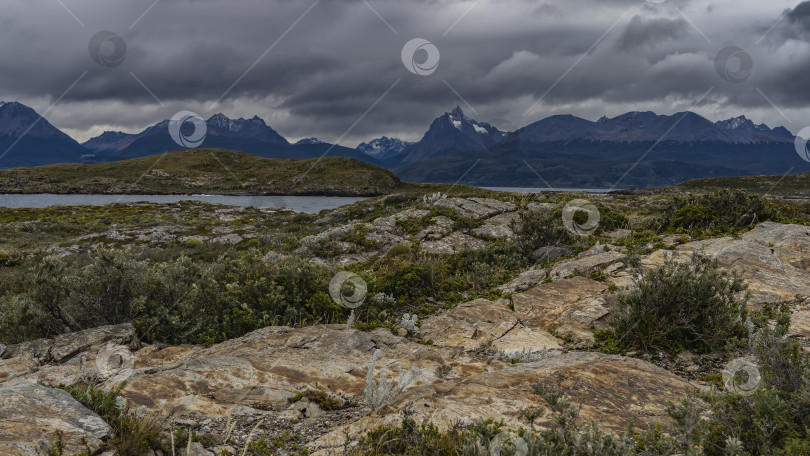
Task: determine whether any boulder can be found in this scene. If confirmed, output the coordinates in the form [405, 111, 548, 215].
[419, 298, 560, 352]
[421, 232, 487, 255]
[1, 324, 138, 386]
[499, 268, 548, 293]
[435, 198, 516, 219]
[0, 384, 111, 456]
[531, 246, 571, 264]
[549, 251, 628, 280]
[472, 212, 518, 240]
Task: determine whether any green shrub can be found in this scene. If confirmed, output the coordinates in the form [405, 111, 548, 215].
[513, 208, 575, 255]
[1, 248, 342, 345]
[663, 189, 776, 235]
[604, 252, 748, 354]
[350, 410, 469, 456]
[696, 307, 810, 455]
[242, 432, 309, 456]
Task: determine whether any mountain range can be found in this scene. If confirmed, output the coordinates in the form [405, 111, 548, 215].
[0, 100, 806, 188]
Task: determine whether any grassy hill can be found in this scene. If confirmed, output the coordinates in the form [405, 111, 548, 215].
[671, 171, 810, 198]
[0, 149, 414, 196]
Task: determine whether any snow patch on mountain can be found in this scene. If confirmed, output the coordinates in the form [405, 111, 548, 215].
[357, 136, 413, 161]
[295, 137, 324, 145]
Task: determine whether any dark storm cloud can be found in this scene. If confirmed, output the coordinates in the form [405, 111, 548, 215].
[787, 1, 810, 28]
[1, 0, 807, 144]
[615, 16, 689, 52]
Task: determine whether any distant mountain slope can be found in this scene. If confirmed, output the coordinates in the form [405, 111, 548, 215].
[392, 107, 804, 188]
[0, 149, 410, 196]
[1, 100, 805, 189]
[83, 113, 289, 158]
[393, 140, 808, 189]
[82, 113, 384, 167]
[0, 102, 89, 168]
[514, 111, 794, 144]
[357, 136, 414, 162]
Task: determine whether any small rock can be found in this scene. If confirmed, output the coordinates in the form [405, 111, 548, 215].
[526, 202, 557, 212]
[499, 268, 548, 293]
[181, 442, 214, 456]
[289, 398, 324, 418]
[262, 251, 289, 263]
[397, 328, 408, 337]
[675, 350, 695, 365]
[662, 234, 688, 246]
[175, 418, 199, 428]
[0, 344, 6, 358]
[211, 446, 236, 456]
[279, 409, 302, 422]
[531, 246, 571, 264]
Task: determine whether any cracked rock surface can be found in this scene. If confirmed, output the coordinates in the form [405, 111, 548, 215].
[6, 219, 810, 453]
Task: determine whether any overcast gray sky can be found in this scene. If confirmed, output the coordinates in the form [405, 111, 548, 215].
[2, 0, 809, 145]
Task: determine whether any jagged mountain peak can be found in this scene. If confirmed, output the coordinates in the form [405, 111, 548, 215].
[357, 136, 414, 161]
[207, 113, 269, 132]
[295, 137, 324, 145]
[449, 105, 465, 118]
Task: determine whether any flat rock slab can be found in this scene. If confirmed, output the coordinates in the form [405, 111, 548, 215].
[550, 251, 628, 280]
[643, 235, 810, 304]
[0, 384, 111, 456]
[421, 232, 487, 255]
[513, 277, 609, 343]
[115, 326, 474, 417]
[420, 298, 561, 351]
[435, 198, 516, 219]
[310, 352, 694, 454]
[499, 268, 548, 293]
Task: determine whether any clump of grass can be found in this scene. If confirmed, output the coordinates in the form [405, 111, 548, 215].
[61, 381, 170, 456]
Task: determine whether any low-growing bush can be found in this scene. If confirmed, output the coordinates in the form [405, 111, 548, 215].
[513, 207, 575, 255]
[695, 306, 810, 455]
[663, 189, 776, 235]
[0, 248, 342, 345]
[601, 252, 748, 354]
